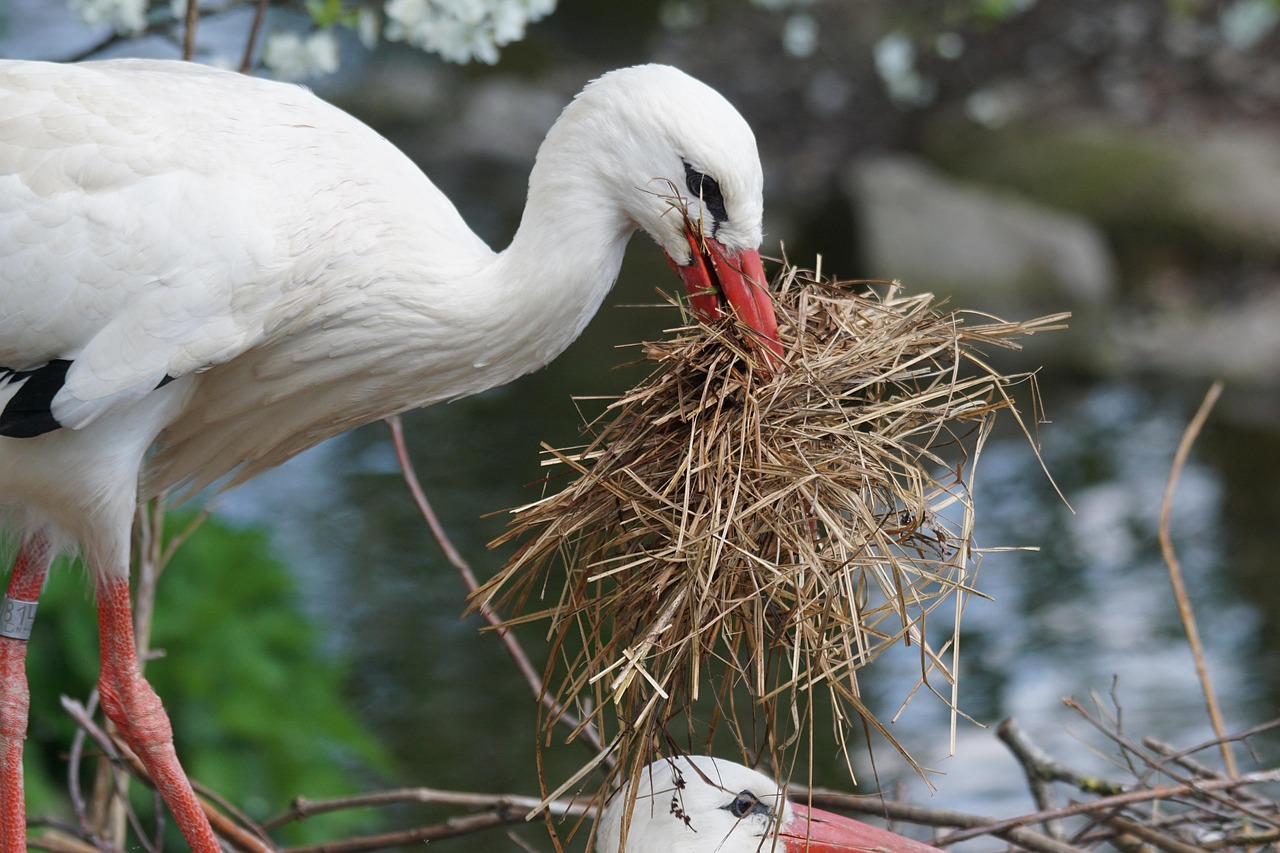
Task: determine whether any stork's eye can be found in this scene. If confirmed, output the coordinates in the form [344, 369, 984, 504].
[724, 790, 768, 819]
[683, 162, 729, 223]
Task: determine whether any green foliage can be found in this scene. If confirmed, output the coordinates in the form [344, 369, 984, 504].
[304, 0, 359, 29]
[19, 513, 389, 845]
[968, 0, 1038, 21]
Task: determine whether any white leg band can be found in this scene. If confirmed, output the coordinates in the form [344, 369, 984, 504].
[0, 596, 37, 641]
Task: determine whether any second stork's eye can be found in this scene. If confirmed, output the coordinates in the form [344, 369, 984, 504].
[683, 162, 728, 223]
[725, 790, 769, 820]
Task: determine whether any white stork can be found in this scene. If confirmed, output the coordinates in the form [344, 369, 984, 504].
[597, 756, 940, 853]
[0, 59, 782, 851]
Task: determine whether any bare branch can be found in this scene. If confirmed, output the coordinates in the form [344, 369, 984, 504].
[384, 415, 605, 755]
[1158, 381, 1234, 776]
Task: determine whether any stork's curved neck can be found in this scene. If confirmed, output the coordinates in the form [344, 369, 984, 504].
[482, 117, 636, 382]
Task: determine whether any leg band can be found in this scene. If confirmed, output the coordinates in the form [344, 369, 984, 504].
[0, 597, 37, 641]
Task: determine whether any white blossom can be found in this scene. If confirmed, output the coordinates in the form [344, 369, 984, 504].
[1221, 0, 1279, 50]
[261, 30, 341, 81]
[873, 30, 936, 107]
[750, 0, 814, 10]
[781, 13, 818, 58]
[383, 0, 556, 64]
[67, 0, 148, 35]
[357, 7, 381, 49]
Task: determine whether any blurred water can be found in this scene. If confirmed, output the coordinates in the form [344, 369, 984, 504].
[5, 7, 1278, 847]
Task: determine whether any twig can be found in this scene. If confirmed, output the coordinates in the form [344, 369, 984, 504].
[240, 0, 271, 73]
[26, 829, 103, 853]
[1100, 814, 1211, 853]
[1146, 719, 1280, 771]
[1144, 726, 1280, 810]
[1159, 381, 1235, 777]
[279, 806, 586, 853]
[935, 768, 1280, 845]
[804, 789, 1090, 853]
[59, 697, 275, 852]
[58, 698, 159, 853]
[1063, 697, 1280, 831]
[384, 416, 605, 756]
[181, 0, 199, 60]
[264, 786, 587, 831]
[998, 717, 1082, 841]
[998, 717, 1127, 796]
[64, 692, 118, 853]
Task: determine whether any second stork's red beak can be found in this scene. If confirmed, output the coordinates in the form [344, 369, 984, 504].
[666, 227, 784, 364]
[781, 804, 941, 853]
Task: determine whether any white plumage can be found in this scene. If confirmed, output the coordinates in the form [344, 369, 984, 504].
[0, 58, 777, 562]
[597, 756, 940, 853]
[0, 59, 780, 851]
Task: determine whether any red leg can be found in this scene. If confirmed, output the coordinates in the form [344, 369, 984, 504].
[0, 536, 51, 853]
[94, 577, 220, 853]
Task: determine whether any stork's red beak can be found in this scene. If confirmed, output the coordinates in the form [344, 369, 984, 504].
[666, 227, 784, 365]
[781, 804, 940, 853]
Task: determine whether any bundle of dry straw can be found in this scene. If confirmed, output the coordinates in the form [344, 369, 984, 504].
[476, 262, 1063, 805]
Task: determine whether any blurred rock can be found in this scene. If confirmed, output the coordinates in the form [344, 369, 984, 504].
[921, 115, 1280, 260]
[1177, 127, 1280, 254]
[846, 154, 1117, 311]
[1111, 288, 1280, 383]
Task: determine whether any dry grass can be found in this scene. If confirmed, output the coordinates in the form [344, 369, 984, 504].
[475, 262, 1066, 821]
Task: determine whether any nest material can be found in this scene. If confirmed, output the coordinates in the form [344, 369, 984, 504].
[476, 263, 1064, 805]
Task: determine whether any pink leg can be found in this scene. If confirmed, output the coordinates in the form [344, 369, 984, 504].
[0, 536, 51, 853]
[94, 577, 219, 853]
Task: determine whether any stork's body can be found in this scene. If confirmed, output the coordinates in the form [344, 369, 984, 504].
[597, 756, 940, 853]
[0, 59, 780, 851]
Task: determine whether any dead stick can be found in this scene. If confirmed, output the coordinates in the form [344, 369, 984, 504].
[239, 0, 270, 73]
[280, 808, 559, 853]
[180, 0, 198, 60]
[1101, 814, 1208, 853]
[385, 416, 605, 755]
[804, 790, 1089, 853]
[1158, 381, 1235, 777]
[1062, 697, 1280, 832]
[264, 786, 586, 831]
[997, 718, 1126, 796]
[934, 768, 1280, 845]
[60, 698, 275, 852]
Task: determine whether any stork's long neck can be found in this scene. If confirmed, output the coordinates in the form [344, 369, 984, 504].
[480, 117, 636, 384]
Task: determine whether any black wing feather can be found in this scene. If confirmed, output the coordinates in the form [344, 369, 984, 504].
[0, 360, 72, 438]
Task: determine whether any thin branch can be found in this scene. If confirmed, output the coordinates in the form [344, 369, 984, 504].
[58, 698, 160, 853]
[1062, 697, 1280, 833]
[59, 698, 275, 853]
[181, 0, 199, 60]
[383, 416, 605, 755]
[279, 807, 584, 853]
[240, 0, 271, 73]
[1100, 814, 1213, 853]
[264, 786, 588, 831]
[997, 717, 1127, 796]
[803, 789, 1090, 853]
[934, 768, 1280, 846]
[1158, 381, 1235, 776]
[26, 829, 103, 853]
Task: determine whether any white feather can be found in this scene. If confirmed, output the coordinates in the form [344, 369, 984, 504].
[0, 59, 764, 575]
[596, 757, 790, 853]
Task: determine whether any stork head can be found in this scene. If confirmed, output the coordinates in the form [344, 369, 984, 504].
[553, 65, 783, 362]
[595, 756, 940, 853]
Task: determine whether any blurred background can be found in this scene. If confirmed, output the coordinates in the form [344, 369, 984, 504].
[3, 1, 1279, 850]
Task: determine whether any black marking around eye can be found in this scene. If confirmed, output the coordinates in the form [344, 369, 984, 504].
[723, 790, 771, 820]
[683, 161, 729, 224]
[0, 359, 71, 438]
